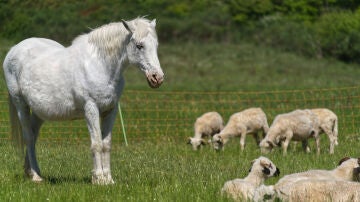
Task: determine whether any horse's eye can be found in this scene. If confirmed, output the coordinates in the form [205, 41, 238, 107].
[136, 43, 144, 50]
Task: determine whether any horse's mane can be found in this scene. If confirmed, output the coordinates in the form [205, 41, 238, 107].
[84, 17, 157, 59]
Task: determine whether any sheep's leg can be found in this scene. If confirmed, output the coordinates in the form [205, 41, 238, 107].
[282, 131, 293, 155]
[236, 126, 247, 151]
[301, 140, 311, 153]
[262, 125, 269, 139]
[282, 140, 290, 155]
[322, 127, 336, 154]
[314, 133, 321, 155]
[253, 132, 261, 145]
[240, 132, 246, 151]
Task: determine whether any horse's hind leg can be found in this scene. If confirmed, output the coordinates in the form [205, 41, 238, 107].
[12, 98, 43, 182]
[24, 114, 44, 180]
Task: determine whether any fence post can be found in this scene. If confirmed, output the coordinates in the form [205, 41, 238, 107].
[118, 102, 128, 146]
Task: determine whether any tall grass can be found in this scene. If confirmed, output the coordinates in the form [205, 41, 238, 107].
[0, 39, 359, 201]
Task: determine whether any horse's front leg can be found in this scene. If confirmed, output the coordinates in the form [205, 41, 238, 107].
[100, 107, 118, 184]
[84, 101, 107, 185]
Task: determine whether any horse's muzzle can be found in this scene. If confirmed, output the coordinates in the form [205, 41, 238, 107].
[147, 73, 164, 88]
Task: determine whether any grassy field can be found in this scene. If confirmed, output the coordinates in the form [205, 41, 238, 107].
[0, 38, 359, 201]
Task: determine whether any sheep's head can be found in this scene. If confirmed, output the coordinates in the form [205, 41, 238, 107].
[337, 157, 360, 181]
[259, 139, 275, 154]
[187, 137, 206, 151]
[249, 156, 280, 179]
[212, 134, 224, 151]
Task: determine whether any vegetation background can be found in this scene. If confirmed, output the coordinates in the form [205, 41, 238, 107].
[1, 0, 360, 63]
[0, 1, 360, 201]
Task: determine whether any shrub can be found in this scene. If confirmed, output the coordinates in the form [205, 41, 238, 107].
[314, 10, 360, 62]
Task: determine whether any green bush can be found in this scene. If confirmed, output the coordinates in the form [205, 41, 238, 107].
[1, 0, 360, 63]
[251, 17, 321, 58]
[314, 10, 360, 62]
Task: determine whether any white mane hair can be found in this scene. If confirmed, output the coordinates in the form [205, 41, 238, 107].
[84, 17, 158, 61]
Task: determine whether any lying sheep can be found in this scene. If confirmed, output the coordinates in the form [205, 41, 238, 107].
[253, 185, 276, 202]
[259, 109, 320, 155]
[284, 180, 360, 202]
[212, 108, 269, 151]
[221, 156, 280, 201]
[187, 111, 224, 150]
[311, 108, 338, 154]
[274, 157, 360, 201]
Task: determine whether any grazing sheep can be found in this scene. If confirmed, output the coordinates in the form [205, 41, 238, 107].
[274, 157, 360, 201]
[187, 112, 224, 150]
[221, 156, 280, 201]
[284, 180, 360, 202]
[212, 108, 269, 151]
[259, 109, 320, 155]
[311, 108, 338, 154]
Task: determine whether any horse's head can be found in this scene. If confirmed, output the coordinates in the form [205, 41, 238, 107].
[122, 18, 164, 88]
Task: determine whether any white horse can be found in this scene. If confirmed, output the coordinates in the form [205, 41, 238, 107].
[3, 17, 164, 185]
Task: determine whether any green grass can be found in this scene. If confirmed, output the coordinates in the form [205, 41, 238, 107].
[0, 136, 359, 201]
[0, 38, 360, 201]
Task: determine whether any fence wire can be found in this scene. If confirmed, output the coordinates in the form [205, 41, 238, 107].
[0, 86, 359, 144]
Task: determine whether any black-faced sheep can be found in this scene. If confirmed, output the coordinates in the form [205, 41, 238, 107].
[221, 156, 280, 201]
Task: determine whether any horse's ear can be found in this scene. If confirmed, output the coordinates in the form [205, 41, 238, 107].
[151, 19, 156, 27]
[121, 19, 133, 34]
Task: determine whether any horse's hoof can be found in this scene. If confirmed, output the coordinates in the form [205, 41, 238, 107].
[92, 174, 114, 185]
[32, 174, 43, 183]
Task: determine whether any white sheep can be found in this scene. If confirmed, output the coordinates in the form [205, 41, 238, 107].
[212, 108, 269, 151]
[187, 111, 224, 150]
[311, 108, 338, 154]
[259, 109, 320, 155]
[284, 180, 360, 202]
[274, 157, 360, 201]
[253, 185, 276, 202]
[221, 156, 280, 201]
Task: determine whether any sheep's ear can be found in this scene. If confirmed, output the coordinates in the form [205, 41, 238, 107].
[338, 157, 351, 165]
[267, 141, 274, 148]
[260, 159, 269, 168]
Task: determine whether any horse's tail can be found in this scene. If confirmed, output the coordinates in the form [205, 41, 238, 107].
[8, 94, 24, 158]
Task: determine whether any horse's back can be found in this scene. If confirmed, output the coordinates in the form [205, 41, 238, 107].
[7, 37, 63, 58]
[4, 37, 65, 73]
